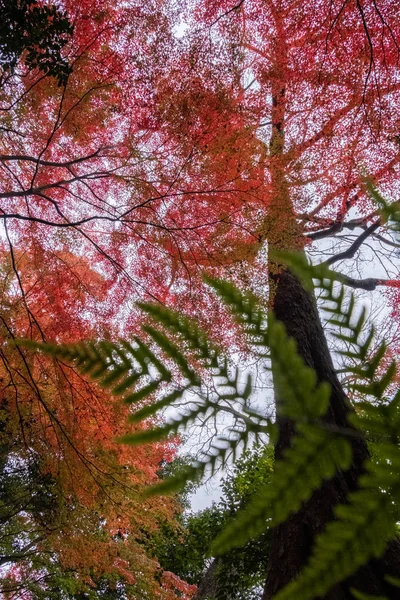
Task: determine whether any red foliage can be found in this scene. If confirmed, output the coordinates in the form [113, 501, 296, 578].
[1, 0, 399, 594]
[0, 245, 189, 597]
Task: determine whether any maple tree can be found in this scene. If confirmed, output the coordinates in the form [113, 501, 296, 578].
[134, 2, 400, 598]
[0, 246, 197, 599]
[1, 0, 400, 598]
[0, 1, 195, 597]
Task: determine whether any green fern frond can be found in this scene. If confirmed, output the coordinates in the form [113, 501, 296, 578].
[142, 324, 200, 386]
[350, 589, 388, 600]
[203, 289, 350, 555]
[204, 276, 269, 354]
[363, 177, 400, 234]
[384, 575, 400, 588]
[19, 339, 143, 389]
[19, 252, 399, 600]
[21, 304, 273, 496]
[137, 301, 220, 368]
[350, 389, 400, 443]
[212, 423, 352, 555]
[205, 277, 331, 419]
[273, 251, 397, 403]
[143, 433, 254, 498]
[22, 337, 175, 403]
[120, 397, 216, 446]
[267, 314, 331, 420]
[274, 442, 400, 600]
[127, 388, 189, 423]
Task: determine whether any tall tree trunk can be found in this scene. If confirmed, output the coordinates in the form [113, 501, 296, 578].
[193, 557, 237, 600]
[256, 10, 400, 594]
[193, 558, 220, 600]
[262, 268, 400, 599]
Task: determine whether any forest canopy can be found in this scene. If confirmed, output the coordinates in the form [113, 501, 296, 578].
[0, 0, 399, 599]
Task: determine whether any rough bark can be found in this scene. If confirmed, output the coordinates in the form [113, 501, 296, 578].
[192, 558, 221, 600]
[262, 268, 400, 600]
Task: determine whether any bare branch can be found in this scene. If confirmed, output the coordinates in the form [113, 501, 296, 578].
[306, 222, 344, 241]
[209, 0, 245, 27]
[0, 148, 109, 168]
[322, 220, 381, 266]
[338, 274, 397, 291]
[305, 213, 378, 240]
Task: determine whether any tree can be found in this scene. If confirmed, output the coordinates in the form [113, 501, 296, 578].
[123, 2, 400, 597]
[29, 252, 400, 599]
[0, 249, 196, 598]
[0, 0, 73, 84]
[0, 2, 196, 597]
[0, 0, 188, 308]
[156, 447, 273, 599]
[192, 446, 273, 600]
[1, 0, 400, 597]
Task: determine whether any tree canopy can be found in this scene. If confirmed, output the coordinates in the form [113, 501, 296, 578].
[0, 0, 399, 598]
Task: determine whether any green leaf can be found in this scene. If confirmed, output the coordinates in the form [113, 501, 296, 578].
[384, 575, 400, 588]
[350, 589, 388, 600]
[212, 428, 352, 555]
[124, 379, 163, 404]
[128, 388, 186, 423]
[117, 426, 169, 445]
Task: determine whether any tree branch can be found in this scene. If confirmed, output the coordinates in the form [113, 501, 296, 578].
[305, 214, 378, 240]
[209, 0, 245, 27]
[306, 222, 344, 241]
[0, 148, 108, 168]
[336, 274, 398, 291]
[0, 537, 44, 567]
[322, 220, 381, 266]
